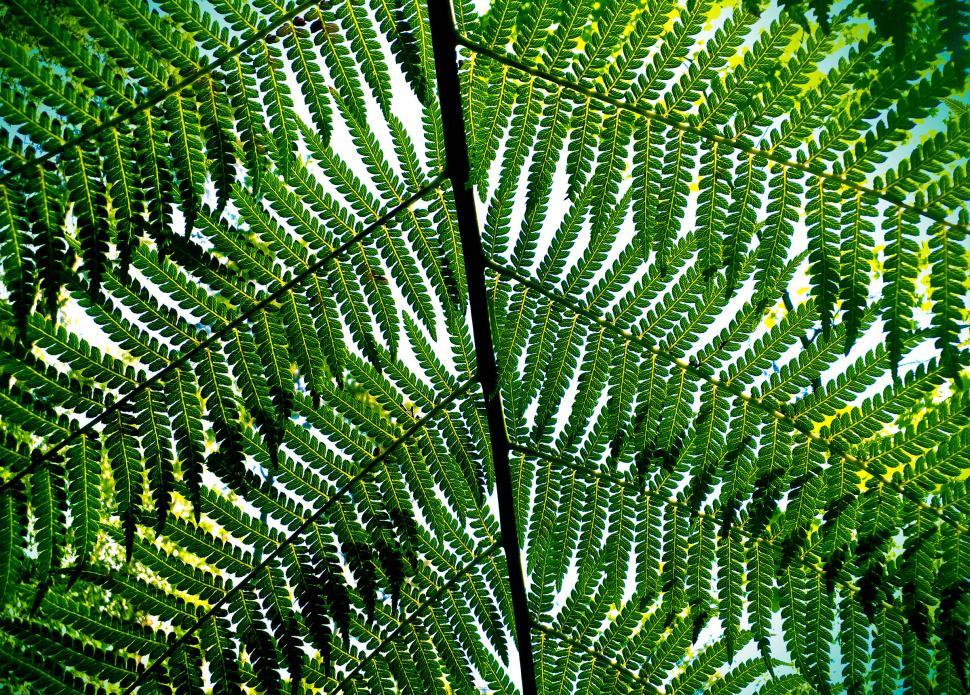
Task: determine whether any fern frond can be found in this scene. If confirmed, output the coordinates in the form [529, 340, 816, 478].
[929, 217, 968, 378]
[0, 0, 966, 691]
[1, 184, 32, 342]
[67, 144, 110, 300]
[107, 402, 143, 562]
[0, 37, 101, 129]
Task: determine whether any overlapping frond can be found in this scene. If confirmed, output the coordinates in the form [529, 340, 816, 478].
[0, 0, 966, 692]
[0, 0, 515, 692]
[464, 0, 968, 690]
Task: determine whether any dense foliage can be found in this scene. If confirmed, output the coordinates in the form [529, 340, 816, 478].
[0, 0, 966, 692]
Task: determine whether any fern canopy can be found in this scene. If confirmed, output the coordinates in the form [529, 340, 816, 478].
[0, 0, 966, 692]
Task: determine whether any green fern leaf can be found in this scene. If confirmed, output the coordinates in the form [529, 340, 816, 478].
[929, 217, 967, 378]
[67, 144, 110, 299]
[806, 177, 842, 337]
[282, 20, 332, 141]
[0, 0, 966, 691]
[165, 91, 205, 234]
[66, 434, 101, 567]
[107, 402, 143, 562]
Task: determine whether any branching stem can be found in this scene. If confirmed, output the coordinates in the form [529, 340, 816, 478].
[428, 1, 539, 692]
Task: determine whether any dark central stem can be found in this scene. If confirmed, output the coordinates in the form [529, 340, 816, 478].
[426, 2, 538, 692]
